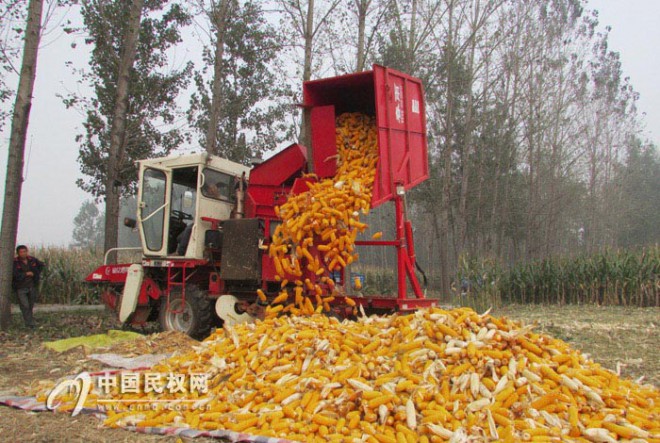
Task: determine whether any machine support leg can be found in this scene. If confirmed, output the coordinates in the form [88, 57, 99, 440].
[395, 194, 407, 301]
[406, 257, 424, 297]
[395, 192, 425, 302]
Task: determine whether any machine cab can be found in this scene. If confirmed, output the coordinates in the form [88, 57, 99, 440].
[136, 152, 251, 259]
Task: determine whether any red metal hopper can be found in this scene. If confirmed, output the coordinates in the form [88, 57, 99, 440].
[303, 65, 434, 311]
[303, 64, 429, 207]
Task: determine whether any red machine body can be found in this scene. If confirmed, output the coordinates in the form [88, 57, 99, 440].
[244, 143, 308, 219]
[246, 64, 434, 311]
[87, 65, 435, 331]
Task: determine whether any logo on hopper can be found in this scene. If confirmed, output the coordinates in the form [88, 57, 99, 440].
[394, 84, 405, 123]
[412, 99, 420, 114]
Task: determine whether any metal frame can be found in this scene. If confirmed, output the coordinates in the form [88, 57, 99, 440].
[354, 191, 436, 311]
[103, 247, 142, 265]
[166, 264, 187, 314]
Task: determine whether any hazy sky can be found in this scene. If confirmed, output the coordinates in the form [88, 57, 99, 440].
[1, 0, 659, 247]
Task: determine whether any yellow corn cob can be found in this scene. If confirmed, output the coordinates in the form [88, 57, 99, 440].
[271, 290, 289, 305]
[40, 302, 658, 443]
[267, 113, 379, 313]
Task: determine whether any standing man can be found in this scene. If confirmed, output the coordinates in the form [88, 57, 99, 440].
[12, 245, 45, 329]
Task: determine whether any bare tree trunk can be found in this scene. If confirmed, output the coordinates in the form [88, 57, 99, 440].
[355, 0, 369, 72]
[103, 0, 143, 264]
[457, 0, 480, 255]
[432, 204, 450, 296]
[0, 0, 44, 331]
[205, 0, 230, 155]
[301, 0, 314, 170]
[587, 127, 600, 253]
[544, 38, 570, 257]
[407, 0, 417, 72]
[302, 0, 314, 83]
[601, 130, 615, 247]
[496, 5, 522, 262]
[490, 60, 509, 256]
[279, 0, 340, 169]
[524, 62, 541, 260]
[438, 0, 455, 297]
[525, 130, 538, 259]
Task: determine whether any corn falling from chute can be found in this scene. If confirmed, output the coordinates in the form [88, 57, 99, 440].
[268, 112, 379, 315]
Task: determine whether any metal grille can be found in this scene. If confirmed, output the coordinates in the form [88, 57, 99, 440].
[219, 219, 262, 281]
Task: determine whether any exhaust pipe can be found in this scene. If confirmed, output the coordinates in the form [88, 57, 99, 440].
[233, 171, 247, 219]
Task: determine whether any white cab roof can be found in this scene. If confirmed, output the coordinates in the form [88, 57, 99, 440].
[138, 152, 251, 177]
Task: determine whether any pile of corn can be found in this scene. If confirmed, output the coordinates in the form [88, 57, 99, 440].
[265, 112, 379, 316]
[45, 308, 659, 442]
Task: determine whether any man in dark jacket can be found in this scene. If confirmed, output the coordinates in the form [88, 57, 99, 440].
[12, 245, 45, 328]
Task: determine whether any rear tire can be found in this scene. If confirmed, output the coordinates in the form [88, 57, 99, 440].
[158, 286, 212, 339]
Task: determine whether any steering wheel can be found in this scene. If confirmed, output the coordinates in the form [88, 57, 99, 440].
[171, 210, 193, 221]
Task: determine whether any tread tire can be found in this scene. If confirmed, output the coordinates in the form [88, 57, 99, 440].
[158, 286, 212, 339]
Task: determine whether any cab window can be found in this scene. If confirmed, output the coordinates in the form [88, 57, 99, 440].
[141, 168, 167, 252]
[169, 166, 198, 254]
[171, 167, 198, 216]
[202, 168, 235, 201]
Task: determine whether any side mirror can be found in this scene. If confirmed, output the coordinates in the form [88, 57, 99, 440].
[183, 191, 194, 209]
[124, 217, 137, 229]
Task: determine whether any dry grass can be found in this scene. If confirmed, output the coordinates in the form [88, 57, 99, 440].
[0, 309, 214, 442]
[494, 304, 659, 387]
[0, 305, 657, 441]
[0, 409, 189, 443]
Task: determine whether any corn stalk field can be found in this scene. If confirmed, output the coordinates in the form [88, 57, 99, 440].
[27, 247, 140, 305]
[28, 247, 102, 305]
[21, 246, 660, 308]
[354, 247, 660, 310]
[499, 247, 659, 307]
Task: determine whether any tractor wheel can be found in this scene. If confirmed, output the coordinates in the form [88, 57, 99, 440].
[158, 286, 212, 339]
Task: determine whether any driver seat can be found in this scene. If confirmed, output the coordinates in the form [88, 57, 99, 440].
[168, 217, 188, 254]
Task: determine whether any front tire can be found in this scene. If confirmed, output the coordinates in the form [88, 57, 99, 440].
[158, 286, 212, 339]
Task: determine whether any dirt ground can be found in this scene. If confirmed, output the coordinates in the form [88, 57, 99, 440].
[494, 304, 659, 387]
[0, 304, 657, 442]
[0, 308, 212, 443]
